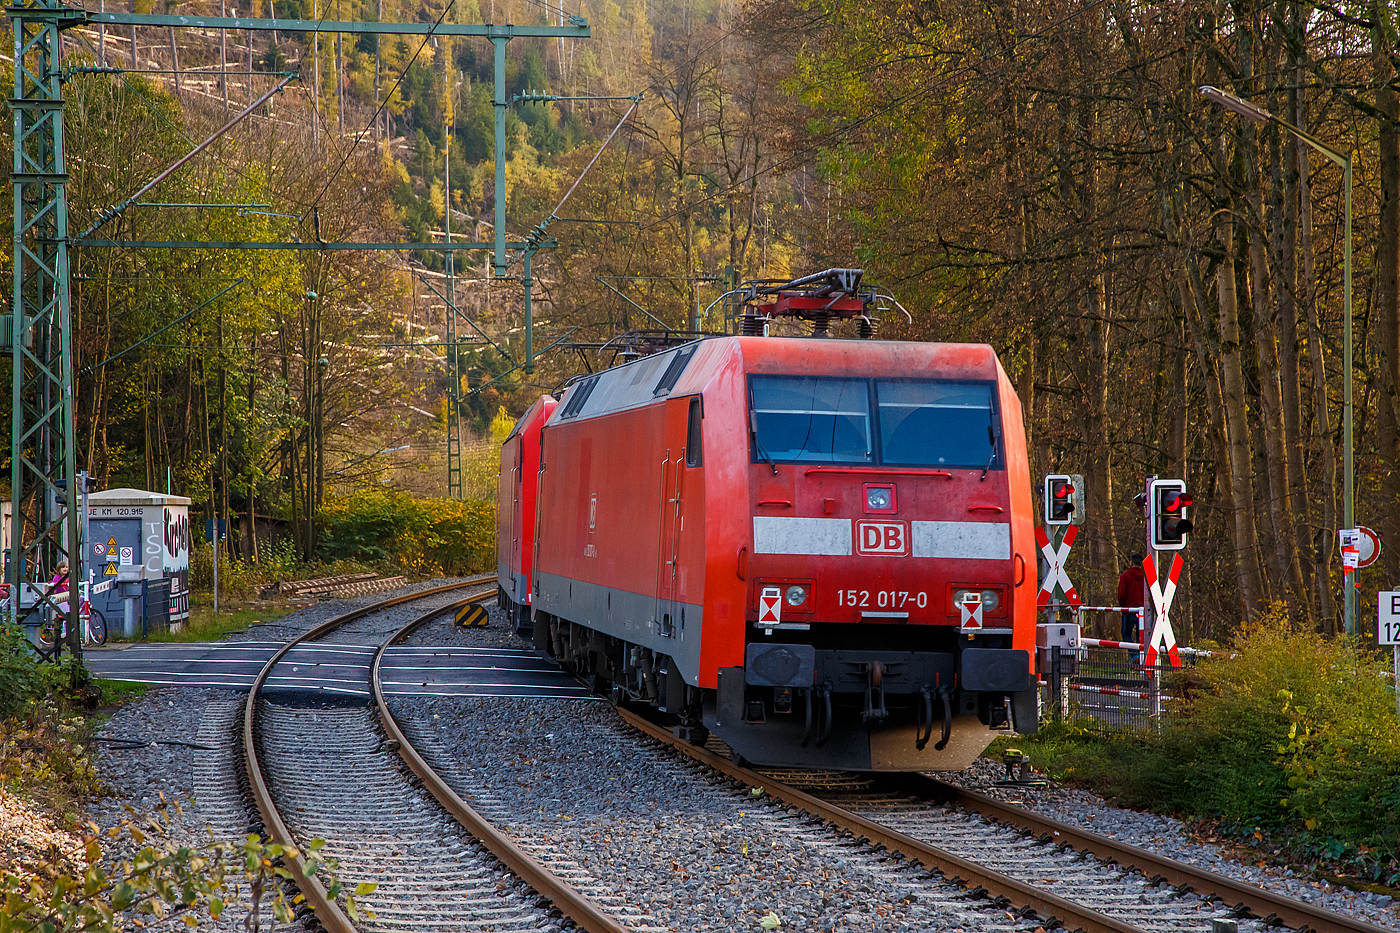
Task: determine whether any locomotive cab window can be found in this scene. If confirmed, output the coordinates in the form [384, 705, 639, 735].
[686, 397, 703, 467]
[749, 376, 872, 464]
[876, 380, 1000, 469]
[748, 375, 1000, 469]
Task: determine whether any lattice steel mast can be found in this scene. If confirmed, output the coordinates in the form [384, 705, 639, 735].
[6, 0, 84, 654]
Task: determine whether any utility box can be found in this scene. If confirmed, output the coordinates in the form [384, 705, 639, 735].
[85, 488, 191, 633]
[1036, 622, 1080, 675]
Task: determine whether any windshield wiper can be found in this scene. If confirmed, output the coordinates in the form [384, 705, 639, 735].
[750, 410, 777, 475]
[980, 424, 996, 482]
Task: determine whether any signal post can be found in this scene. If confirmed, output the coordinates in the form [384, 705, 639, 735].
[1139, 475, 1192, 722]
[1038, 474, 1084, 721]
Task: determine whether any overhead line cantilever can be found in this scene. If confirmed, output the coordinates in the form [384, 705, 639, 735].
[87, 11, 590, 36]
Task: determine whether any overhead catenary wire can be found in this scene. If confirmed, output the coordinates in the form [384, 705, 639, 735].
[523, 97, 642, 248]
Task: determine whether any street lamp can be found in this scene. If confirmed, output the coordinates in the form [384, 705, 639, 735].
[1199, 85, 1355, 636]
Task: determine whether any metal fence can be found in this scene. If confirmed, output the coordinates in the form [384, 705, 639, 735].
[1039, 645, 1200, 733]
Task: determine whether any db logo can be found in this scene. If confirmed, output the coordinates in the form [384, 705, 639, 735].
[856, 521, 908, 556]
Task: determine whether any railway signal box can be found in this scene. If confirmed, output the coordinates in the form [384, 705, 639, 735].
[1148, 479, 1193, 550]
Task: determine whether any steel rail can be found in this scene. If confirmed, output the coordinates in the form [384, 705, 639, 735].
[372, 594, 633, 933]
[616, 708, 1145, 933]
[242, 576, 494, 933]
[902, 775, 1393, 933]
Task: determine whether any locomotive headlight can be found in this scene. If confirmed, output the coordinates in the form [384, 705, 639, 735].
[952, 588, 976, 609]
[785, 585, 808, 607]
[866, 487, 891, 510]
[979, 589, 1000, 612]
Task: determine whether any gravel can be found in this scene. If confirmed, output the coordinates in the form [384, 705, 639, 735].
[87, 686, 277, 932]
[938, 761, 1400, 930]
[398, 603, 1400, 933]
[85, 582, 1400, 933]
[224, 575, 493, 645]
[80, 577, 492, 931]
[395, 606, 1044, 933]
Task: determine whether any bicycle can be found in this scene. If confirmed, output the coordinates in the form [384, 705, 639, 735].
[38, 582, 107, 648]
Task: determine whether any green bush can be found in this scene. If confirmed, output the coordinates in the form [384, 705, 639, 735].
[316, 490, 496, 576]
[1153, 609, 1400, 850]
[0, 626, 71, 722]
[1011, 606, 1400, 857]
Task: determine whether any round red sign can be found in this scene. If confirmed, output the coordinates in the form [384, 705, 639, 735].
[1358, 526, 1382, 568]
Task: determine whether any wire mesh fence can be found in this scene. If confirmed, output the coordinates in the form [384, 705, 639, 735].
[1039, 646, 1199, 733]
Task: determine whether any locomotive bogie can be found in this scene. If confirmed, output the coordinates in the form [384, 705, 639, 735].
[504, 335, 1039, 771]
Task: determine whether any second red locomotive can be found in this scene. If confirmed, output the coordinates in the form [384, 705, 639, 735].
[500, 271, 1037, 770]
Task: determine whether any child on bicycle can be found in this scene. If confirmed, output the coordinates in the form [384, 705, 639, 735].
[50, 560, 70, 627]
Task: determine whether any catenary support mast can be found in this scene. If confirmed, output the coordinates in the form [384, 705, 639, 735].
[7, 8, 589, 570]
[7, 0, 83, 656]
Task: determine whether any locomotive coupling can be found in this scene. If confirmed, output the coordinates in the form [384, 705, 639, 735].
[861, 660, 888, 724]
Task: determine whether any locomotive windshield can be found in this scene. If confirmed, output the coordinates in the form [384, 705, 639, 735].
[749, 376, 999, 469]
[749, 376, 872, 463]
[875, 380, 998, 467]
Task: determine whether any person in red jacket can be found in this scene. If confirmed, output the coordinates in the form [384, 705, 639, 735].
[1117, 555, 1146, 656]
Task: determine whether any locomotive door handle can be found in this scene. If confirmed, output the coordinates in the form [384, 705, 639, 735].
[1015, 553, 1025, 586]
[736, 546, 748, 580]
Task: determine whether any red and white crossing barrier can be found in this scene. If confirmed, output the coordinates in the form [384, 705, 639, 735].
[1036, 679, 1179, 702]
[1079, 636, 1141, 650]
[1078, 636, 1216, 657]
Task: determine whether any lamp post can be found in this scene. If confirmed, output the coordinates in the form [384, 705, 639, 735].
[1199, 85, 1355, 636]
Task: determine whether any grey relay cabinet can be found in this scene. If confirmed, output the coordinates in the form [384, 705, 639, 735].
[85, 488, 191, 635]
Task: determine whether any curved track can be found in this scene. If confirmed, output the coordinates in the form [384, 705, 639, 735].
[242, 578, 630, 933]
[895, 774, 1391, 933]
[371, 591, 632, 933]
[617, 708, 1388, 933]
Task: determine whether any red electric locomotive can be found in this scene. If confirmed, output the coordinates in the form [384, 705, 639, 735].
[501, 271, 1037, 771]
[497, 395, 557, 631]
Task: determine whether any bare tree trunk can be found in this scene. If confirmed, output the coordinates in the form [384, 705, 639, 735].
[1274, 64, 1310, 602]
[221, 0, 229, 116]
[1374, 3, 1400, 591]
[1246, 121, 1309, 614]
[1079, 271, 1120, 582]
[1214, 185, 1265, 618]
[1166, 315, 1187, 476]
[1294, 80, 1339, 632]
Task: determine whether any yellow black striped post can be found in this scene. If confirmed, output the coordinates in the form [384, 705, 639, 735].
[455, 604, 489, 628]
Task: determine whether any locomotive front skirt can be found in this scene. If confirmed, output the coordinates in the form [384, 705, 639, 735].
[500, 335, 1037, 771]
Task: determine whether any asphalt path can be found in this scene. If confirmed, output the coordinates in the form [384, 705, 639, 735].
[85, 641, 598, 699]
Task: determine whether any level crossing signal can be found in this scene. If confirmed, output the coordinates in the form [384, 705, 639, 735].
[1043, 474, 1077, 526]
[1148, 479, 1193, 550]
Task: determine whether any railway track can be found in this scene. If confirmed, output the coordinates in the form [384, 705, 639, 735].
[617, 708, 1391, 933]
[239, 581, 1389, 933]
[242, 577, 631, 933]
